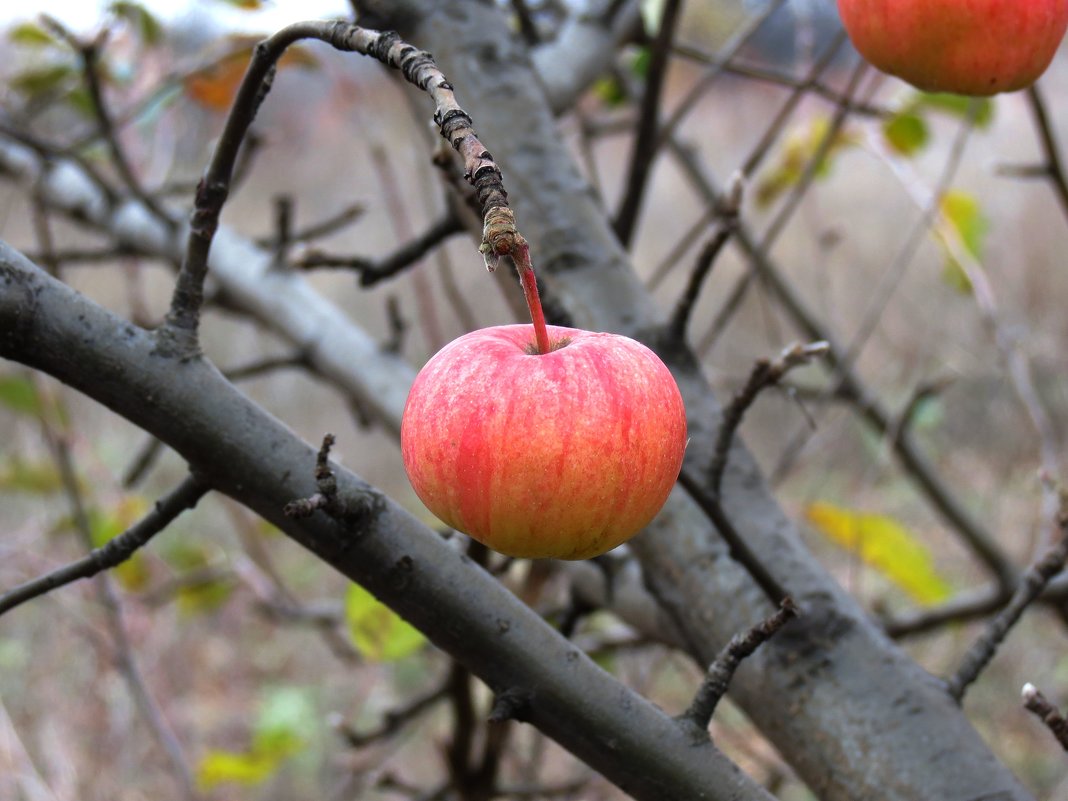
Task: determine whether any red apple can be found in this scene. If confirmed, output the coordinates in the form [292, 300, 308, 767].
[837, 0, 1068, 96]
[400, 324, 687, 560]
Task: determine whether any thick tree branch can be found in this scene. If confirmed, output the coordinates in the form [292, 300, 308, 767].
[0, 244, 773, 801]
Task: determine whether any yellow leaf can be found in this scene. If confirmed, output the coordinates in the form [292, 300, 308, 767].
[345, 583, 425, 662]
[935, 189, 988, 295]
[196, 750, 276, 790]
[805, 502, 952, 605]
[754, 116, 859, 207]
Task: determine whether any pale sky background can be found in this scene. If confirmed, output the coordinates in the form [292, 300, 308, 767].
[4, 1, 353, 34]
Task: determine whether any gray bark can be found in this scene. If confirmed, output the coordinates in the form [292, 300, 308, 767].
[356, 2, 1034, 799]
[0, 242, 772, 801]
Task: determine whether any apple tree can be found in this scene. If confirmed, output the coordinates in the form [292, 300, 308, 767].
[2, 1, 1068, 799]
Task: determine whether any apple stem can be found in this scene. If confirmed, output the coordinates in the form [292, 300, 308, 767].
[515, 243, 551, 355]
[480, 206, 551, 355]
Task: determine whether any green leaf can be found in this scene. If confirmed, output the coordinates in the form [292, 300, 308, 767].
[109, 1, 163, 45]
[937, 190, 988, 294]
[8, 22, 58, 48]
[0, 375, 40, 416]
[195, 687, 309, 791]
[805, 502, 952, 605]
[882, 111, 929, 156]
[63, 86, 97, 118]
[160, 540, 232, 614]
[176, 577, 233, 616]
[345, 583, 425, 661]
[11, 64, 75, 98]
[914, 92, 994, 129]
[630, 47, 652, 79]
[254, 686, 315, 754]
[754, 116, 859, 207]
[593, 76, 627, 107]
[0, 456, 63, 495]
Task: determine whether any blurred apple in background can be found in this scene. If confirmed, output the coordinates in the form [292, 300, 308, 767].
[837, 0, 1068, 95]
[401, 324, 687, 560]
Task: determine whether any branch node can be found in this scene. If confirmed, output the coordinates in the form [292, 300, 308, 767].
[707, 340, 828, 494]
[488, 687, 533, 723]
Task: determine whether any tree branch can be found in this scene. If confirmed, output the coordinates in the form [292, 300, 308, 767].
[0, 244, 775, 801]
[0, 475, 207, 617]
[947, 503, 1068, 702]
[1022, 683, 1068, 752]
[681, 597, 798, 730]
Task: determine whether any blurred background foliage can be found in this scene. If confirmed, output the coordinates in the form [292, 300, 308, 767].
[1, 0, 1068, 799]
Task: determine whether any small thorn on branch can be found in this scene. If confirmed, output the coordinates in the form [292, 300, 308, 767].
[1022, 683, 1068, 752]
[284, 433, 339, 518]
[708, 340, 829, 495]
[488, 687, 533, 723]
[681, 597, 799, 731]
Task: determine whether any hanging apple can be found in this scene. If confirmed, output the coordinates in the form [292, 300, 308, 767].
[837, 0, 1068, 96]
[401, 324, 687, 560]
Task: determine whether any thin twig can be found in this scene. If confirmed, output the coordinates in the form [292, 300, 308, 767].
[1022, 683, 1068, 752]
[333, 678, 451, 748]
[947, 502, 1068, 702]
[671, 142, 1020, 592]
[707, 341, 829, 495]
[297, 206, 462, 285]
[0, 475, 207, 617]
[47, 433, 198, 799]
[681, 597, 799, 729]
[41, 16, 173, 226]
[655, 0, 790, 150]
[1025, 86, 1068, 226]
[276, 201, 365, 244]
[676, 469, 790, 605]
[612, 0, 683, 247]
[666, 171, 743, 343]
[164, 21, 538, 357]
[122, 435, 165, 488]
[382, 295, 408, 355]
[673, 42, 889, 120]
[223, 352, 308, 382]
[691, 33, 854, 352]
